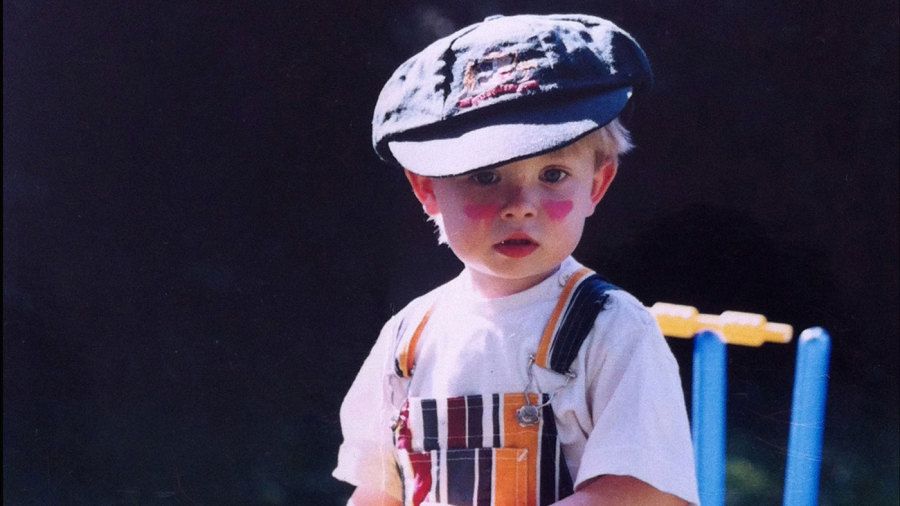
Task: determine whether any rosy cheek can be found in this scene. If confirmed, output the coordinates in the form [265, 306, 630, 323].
[463, 203, 500, 221]
[542, 199, 573, 221]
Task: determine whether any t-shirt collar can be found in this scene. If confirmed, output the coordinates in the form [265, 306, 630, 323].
[449, 257, 584, 315]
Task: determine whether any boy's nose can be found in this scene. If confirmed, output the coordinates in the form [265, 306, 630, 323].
[500, 185, 538, 220]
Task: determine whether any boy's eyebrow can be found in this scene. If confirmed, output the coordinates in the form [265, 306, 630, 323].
[536, 153, 575, 163]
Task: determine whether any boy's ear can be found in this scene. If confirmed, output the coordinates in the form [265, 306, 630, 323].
[588, 158, 618, 214]
[404, 169, 440, 216]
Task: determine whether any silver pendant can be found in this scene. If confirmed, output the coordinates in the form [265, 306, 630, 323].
[516, 404, 541, 426]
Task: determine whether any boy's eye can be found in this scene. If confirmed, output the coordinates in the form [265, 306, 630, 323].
[541, 167, 569, 183]
[470, 170, 500, 185]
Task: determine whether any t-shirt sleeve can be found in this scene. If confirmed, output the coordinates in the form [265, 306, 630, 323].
[332, 315, 403, 499]
[576, 293, 700, 504]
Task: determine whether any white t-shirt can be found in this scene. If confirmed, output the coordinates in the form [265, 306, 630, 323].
[334, 257, 699, 504]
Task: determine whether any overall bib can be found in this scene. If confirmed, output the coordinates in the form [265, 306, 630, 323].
[389, 268, 616, 506]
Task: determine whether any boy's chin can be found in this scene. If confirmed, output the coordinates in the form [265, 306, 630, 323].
[472, 252, 570, 277]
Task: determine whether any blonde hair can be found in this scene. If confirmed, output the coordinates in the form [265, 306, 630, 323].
[555, 118, 633, 164]
[593, 118, 634, 160]
[427, 119, 632, 245]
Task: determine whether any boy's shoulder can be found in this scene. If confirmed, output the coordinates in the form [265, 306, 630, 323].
[593, 287, 674, 364]
[603, 287, 657, 326]
[600, 288, 661, 335]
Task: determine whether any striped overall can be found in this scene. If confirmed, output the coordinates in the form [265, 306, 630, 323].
[391, 268, 616, 506]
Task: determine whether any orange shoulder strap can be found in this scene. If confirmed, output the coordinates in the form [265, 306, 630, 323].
[394, 305, 434, 378]
[534, 267, 603, 370]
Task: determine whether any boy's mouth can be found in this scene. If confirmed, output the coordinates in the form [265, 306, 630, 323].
[493, 234, 539, 258]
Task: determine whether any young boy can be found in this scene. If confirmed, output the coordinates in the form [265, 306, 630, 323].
[334, 14, 699, 505]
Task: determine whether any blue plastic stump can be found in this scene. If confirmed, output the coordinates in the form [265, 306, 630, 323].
[692, 330, 727, 506]
[783, 327, 831, 506]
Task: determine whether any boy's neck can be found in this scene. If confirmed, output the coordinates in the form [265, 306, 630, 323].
[467, 265, 562, 299]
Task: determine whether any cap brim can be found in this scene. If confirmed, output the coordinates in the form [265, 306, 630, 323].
[389, 87, 632, 177]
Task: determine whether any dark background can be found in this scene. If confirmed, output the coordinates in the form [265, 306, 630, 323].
[4, 1, 897, 504]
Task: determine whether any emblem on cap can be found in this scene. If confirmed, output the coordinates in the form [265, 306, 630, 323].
[458, 52, 541, 109]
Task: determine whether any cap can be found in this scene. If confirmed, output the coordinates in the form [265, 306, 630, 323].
[372, 13, 652, 177]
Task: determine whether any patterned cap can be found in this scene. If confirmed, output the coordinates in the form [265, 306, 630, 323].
[372, 13, 652, 176]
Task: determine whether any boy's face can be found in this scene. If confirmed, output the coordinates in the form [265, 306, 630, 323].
[406, 139, 617, 297]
